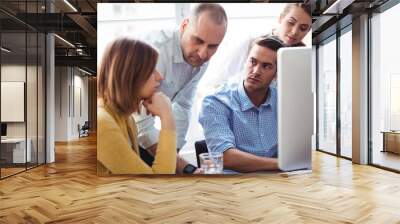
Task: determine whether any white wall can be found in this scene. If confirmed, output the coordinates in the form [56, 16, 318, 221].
[1, 65, 42, 136]
[54, 67, 89, 141]
[55, 66, 69, 141]
[1, 65, 26, 139]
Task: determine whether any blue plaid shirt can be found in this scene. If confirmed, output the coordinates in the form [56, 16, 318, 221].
[199, 82, 278, 164]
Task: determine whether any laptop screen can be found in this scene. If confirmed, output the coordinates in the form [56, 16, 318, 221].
[1, 123, 7, 137]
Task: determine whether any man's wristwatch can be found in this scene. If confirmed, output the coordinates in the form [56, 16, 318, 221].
[182, 164, 197, 174]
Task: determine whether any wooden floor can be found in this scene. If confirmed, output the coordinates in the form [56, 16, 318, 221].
[1, 167, 26, 178]
[1, 163, 46, 178]
[1, 135, 400, 223]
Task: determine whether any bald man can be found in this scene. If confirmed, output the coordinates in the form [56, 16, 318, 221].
[135, 3, 228, 174]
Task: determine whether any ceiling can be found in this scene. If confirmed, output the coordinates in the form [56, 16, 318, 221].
[311, 0, 390, 44]
[2, 0, 393, 74]
[0, 0, 100, 74]
[1, 0, 171, 75]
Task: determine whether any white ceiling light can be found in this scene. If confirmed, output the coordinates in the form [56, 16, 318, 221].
[54, 34, 75, 48]
[1, 47, 11, 53]
[78, 67, 93, 76]
[323, 0, 355, 14]
[63, 0, 78, 12]
[76, 48, 86, 55]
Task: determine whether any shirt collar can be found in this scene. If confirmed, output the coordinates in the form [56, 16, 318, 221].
[262, 87, 275, 108]
[238, 81, 274, 112]
[173, 29, 185, 64]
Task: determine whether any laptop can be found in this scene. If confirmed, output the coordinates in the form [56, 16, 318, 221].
[277, 47, 313, 171]
[1, 123, 7, 140]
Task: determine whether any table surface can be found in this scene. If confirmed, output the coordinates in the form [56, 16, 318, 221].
[1, 138, 27, 143]
[381, 131, 400, 134]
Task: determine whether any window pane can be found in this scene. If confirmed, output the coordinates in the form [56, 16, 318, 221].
[318, 36, 337, 154]
[340, 28, 352, 158]
[371, 3, 400, 171]
[1, 30, 28, 177]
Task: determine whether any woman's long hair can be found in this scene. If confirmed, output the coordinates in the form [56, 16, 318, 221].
[98, 38, 158, 116]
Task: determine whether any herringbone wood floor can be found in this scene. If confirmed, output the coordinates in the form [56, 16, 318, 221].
[1, 134, 400, 223]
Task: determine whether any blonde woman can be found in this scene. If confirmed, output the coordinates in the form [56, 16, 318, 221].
[97, 38, 176, 174]
[220, 2, 312, 85]
[273, 2, 312, 46]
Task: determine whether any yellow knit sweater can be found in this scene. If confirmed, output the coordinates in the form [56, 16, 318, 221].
[97, 100, 177, 175]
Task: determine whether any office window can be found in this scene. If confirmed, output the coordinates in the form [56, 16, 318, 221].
[371, 2, 400, 171]
[317, 36, 337, 155]
[339, 27, 352, 158]
[1, 31, 28, 178]
[0, 1, 46, 179]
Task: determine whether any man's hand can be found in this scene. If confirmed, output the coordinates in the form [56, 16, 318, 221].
[223, 148, 279, 172]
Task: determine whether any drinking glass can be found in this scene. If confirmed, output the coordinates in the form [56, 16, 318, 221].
[199, 152, 223, 174]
